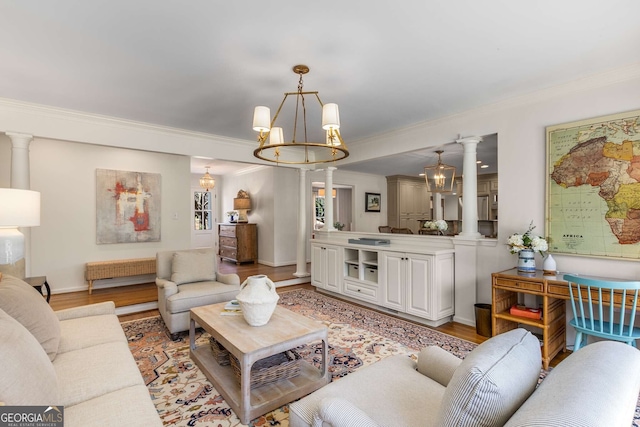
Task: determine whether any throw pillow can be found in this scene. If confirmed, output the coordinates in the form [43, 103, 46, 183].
[171, 250, 216, 285]
[0, 308, 59, 405]
[0, 274, 61, 361]
[435, 328, 541, 427]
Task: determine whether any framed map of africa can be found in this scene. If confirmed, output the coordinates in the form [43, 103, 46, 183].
[546, 109, 640, 260]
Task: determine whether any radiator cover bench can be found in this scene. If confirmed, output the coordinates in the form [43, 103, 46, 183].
[85, 257, 156, 294]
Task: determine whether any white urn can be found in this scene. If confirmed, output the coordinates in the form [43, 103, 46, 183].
[235, 274, 279, 326]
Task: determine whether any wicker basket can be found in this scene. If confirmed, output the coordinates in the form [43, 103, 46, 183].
[229, 349, 301, 388]
[208, 337, 230, 366]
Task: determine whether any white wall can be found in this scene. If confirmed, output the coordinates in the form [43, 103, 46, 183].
[2, 64, 639, 305]
[343, 66, 640, 304]
[0, 135, 192, 292]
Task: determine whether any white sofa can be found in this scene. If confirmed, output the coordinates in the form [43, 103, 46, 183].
[0, 274, 161, 427]
[156, 248, 241, 339]
[290, 328, 640, 427]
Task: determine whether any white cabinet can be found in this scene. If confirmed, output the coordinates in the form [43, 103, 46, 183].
[407, 252, 454, 320]
[311, 244, 340, 293]
[379, 252, 405, 311]
[387, 176, 431, 233]
[311, 238, 455, 327]
[380, 251, 454, 324]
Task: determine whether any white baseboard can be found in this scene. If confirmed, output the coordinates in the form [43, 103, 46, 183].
[115, 301, 158, 316]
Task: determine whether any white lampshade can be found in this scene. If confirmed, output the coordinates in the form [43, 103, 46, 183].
[322, 103, 340, 130]
[0, 188, 40, 266]
[269, 127, 284, 145]
[0, 189, 40, 227]
[252, 106, 271, 132]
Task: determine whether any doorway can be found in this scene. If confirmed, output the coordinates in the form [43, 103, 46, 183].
[312, 184, 353, 231]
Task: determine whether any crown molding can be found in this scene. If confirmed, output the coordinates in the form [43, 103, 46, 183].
[0, 97, 246, 142]
[350, 62, 640, 148]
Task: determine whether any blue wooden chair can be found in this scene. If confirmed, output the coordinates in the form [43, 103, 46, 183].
[564, 274, 640, 351]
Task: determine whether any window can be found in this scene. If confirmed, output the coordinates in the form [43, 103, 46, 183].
[194, 191, 212, 230]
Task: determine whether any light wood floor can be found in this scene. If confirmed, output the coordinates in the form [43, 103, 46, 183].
[49, 261, 569, 366]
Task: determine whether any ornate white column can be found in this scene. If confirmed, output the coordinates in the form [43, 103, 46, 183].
[457, 136, 482, 237]
[294, 168, 310, 277]
[433, 192, 443, 220]
[324, 167, 336, 231]
[7, 132, 33, 190]
[5, 132, 34, 278]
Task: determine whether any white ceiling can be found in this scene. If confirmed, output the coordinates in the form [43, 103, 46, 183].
[1, 1, 639, 177]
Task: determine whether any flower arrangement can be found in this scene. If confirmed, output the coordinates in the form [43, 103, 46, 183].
[423, 220, 448, 233]
[507, 221, 548, 255]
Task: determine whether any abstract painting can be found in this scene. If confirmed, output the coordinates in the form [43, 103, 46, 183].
[96, 169, 161, 244]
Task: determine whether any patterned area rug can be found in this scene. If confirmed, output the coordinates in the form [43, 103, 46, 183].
[121, 289, 476, 426]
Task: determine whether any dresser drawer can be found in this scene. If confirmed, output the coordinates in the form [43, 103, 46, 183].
[220, 247, 237, 259]
[494, 277, 544, 293]
[344, 280, 378, 302]
[219, 225, 237, 237]
[219, 236, 237, 247]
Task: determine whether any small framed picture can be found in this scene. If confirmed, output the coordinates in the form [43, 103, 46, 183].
[365, 192, 381, 212]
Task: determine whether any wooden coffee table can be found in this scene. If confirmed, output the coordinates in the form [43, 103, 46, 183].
[190, 302, 329, 424]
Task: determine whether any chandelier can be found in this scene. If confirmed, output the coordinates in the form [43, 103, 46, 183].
[252, 65, 349, 165]
[424, 150, 456, 193]
[199, 167, 215, 191]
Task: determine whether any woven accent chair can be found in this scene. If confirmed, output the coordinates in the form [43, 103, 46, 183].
[378, 226, 392, 233]
[564, 274, 640, 351]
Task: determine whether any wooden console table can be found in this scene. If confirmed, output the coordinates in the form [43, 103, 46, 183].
[492, 268, 568, 369]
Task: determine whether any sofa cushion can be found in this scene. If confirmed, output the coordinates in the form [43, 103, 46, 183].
[64, 384, 162, 427]
[171, 250, 216, 285]
[58, 314, 127, 354]
[0, 274, 61, 361]
[504, 341, 640, 427]
[53, 341, 144, 407]
[290, 354, 445, 427]
[166, 281, 239, 313]
[0, 308, 59, 405]
[435, 328, 541, 427]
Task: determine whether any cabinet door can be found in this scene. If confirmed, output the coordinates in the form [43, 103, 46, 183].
[415, 183, 431, 217]
[434, 253, 455, 318]
[325, 246, 341, 293]
[399, 181, 416, 215]
[379, 252, 405, 311]
[311, 245, 326, 288]
[405, 254, 434, 319]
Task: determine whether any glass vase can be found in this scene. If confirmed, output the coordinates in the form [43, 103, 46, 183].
[517, 249, 536, 273]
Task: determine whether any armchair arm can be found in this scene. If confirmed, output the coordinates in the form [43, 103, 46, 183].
[312, 397, 380, 427]
[155, 278, 178, 297]
[416, 345, 463, 387]
[216, 272, 240, 286]
[55, 301, 115, 321]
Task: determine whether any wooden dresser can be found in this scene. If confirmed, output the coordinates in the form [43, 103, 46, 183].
[218, 223, 257, 264]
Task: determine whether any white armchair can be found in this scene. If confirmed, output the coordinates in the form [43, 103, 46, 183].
[156, 248, 240, 339]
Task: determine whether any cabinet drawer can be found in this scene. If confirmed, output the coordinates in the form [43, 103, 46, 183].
[344, 280, 378, 302]
[220, 247, 237, 259]
[547, 283, 569, 298]
[495, 277, 544, 293]
[219, 236, 237, 248]
[219, 225, 237, 237]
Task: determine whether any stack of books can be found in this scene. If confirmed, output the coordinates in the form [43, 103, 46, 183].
[221, 299, 242, 316]
[509, 304, 542, 320]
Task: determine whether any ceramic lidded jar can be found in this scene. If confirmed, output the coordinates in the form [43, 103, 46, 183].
[235, 274, 279, 326]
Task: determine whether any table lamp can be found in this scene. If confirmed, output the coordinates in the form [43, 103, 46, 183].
[233, 190, 251, 223]
[0, 189, 41, 275]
